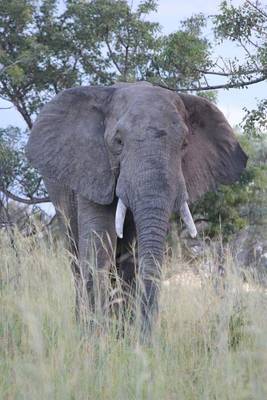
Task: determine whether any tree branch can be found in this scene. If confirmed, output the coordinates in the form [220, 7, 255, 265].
[197, 67, 265, 77]
[198, 70, 234, 77]
[13, 95, 33, 129]
[78, 48, 114, 83]
[0, 106, 13, 110]
[105, 35, 123, 75]
[157, 74, 267, 92]
[0, 187, 50, 205]
[0, 81, 33, 129]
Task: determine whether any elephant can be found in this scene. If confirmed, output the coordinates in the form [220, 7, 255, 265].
[26, 81, 247, 340]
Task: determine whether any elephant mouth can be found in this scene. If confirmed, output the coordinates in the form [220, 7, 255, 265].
[115, 197, 197, 239]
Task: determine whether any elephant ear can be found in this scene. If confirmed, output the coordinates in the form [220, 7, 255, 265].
[26, 86, 116, 205]
[179, 93, 248, 204]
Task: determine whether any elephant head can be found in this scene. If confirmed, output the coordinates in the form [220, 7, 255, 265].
[26, 82, 247, 337]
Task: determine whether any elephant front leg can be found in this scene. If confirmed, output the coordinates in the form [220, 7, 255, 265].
[77, 196, 117, 319]
[116, 210, 137, 317]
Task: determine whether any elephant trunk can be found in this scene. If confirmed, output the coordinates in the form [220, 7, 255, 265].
[132, 197, 171, 340]
[115, 148, 197, 340]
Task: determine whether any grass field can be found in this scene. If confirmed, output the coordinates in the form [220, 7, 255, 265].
[1, 232, 267, 400]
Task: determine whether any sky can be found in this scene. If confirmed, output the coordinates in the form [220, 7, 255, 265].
[0, 0, 266, 128]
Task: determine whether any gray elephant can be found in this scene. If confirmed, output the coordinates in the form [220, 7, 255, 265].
[26, 82, 247, 340]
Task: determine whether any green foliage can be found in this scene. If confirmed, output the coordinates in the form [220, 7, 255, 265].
[151, 14, 211, 88]
[214, 1, 267, 134]
[0, 127, 21, 188]
[197, 90, 218, 104]
[0, 0, 84, 126]
[243, 99, 267, 138]
[193, 135, 267, 240]
[66, 0, 160, 82]
[215, 0, 266, 44]
[194, 181, 248, 238]
[0, 127, 46, 198]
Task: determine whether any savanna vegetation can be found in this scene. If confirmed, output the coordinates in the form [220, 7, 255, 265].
[0, 1, 267, 398]
[1, 232, 267, 399]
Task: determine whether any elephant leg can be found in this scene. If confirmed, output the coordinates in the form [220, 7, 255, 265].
[78, 195, 117, 317]
[43, 177, 78, 257]
[116, 210, 137, 315]
[42, 178, 80, 316]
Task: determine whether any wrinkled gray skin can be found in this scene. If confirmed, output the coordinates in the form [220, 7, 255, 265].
[26, 82, 247, 340]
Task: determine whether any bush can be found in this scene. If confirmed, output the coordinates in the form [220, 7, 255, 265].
[192, 135, 267, 240]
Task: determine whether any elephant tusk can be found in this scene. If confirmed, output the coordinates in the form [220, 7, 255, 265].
[180, 201, 197, 238]
[115, 198, 127, 239]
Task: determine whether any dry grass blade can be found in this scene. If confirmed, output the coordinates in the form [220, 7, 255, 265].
[0, 229, 267, 399]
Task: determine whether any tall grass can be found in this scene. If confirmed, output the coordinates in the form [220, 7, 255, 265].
[1, 231, 267, 400]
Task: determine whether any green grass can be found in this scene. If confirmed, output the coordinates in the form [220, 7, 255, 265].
[1, 232, 267, 400]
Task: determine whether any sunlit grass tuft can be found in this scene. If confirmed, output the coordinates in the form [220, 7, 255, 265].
[1, 231, 267, 399]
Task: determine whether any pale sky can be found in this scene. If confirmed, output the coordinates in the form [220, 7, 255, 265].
[0, 0, 265, 128]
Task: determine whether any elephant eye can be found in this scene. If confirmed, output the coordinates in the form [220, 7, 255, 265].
[181, 137, 188, 150]
[109, 135, 123, 155]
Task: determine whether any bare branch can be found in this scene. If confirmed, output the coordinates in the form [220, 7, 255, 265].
[198, 70, 234, 77]
[197, 66, 265, 77]
[238, 39, 261, 70]
[105, 34, 123, 75]
[203, 74, 209, 87]
[0, 81, 33, 129]
[0, 187, 50, 205]
[0, 106, 13, 110]
[157, 74, 267, 92]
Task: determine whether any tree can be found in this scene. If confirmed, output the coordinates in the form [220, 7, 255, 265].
[0, 0, 163, 208]
[213, 0, 267, 136]
[150, 14, 212, 89]
[158, 0, 266, 94]
[65, 0, 160, 82]
[0, 0, 85, 207]
[0, 0, 266, 240]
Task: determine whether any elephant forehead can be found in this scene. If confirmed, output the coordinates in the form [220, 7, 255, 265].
[111, 84, 177, 112]
[109, 108, 182, 135]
